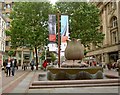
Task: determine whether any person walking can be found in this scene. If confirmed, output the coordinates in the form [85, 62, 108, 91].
[30, 59, 35, 71]
[42, 60, 48, 71]
[6, 59, 11, 77]
[3, 59, 7, 74]
[14, 59, 18, 70]
[11, 58, 16, 76]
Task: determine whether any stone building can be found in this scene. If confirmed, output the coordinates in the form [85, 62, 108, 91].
[0, 13, 6, 66]
[87, 1, 120, 64]
[0, 0, 32, 66]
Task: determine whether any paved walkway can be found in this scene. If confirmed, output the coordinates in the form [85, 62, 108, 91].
[103, 69, 119, 78]
[1, 68, 119, 94]
[1, 68, 31, 93]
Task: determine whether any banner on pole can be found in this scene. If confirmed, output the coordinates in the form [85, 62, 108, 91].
[61, 15, 69, 42]
[48, 15, 56, 42]
[61, 15, 69, 51]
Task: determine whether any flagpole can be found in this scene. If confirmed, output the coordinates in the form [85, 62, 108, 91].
[57, 11, 60, 68]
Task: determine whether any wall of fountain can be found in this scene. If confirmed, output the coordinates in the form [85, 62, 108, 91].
[47, 38, 103, 80]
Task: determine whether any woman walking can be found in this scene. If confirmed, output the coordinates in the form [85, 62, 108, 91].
[6, 59, 11, 77]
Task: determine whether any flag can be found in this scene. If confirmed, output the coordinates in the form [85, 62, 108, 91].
[48, 15, 56, 42]
[61, 15, 69, 51]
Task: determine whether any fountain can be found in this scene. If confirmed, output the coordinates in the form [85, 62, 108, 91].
[47, 38, 103, 80]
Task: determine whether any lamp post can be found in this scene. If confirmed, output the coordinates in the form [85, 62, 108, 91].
[57, 11, 60, 68]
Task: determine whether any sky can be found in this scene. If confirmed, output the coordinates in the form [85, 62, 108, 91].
[49, 0, 90, 5]
[49, 0, 58, 5]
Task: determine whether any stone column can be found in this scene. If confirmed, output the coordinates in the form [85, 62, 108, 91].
[103, 7, 108, 46]
[21, 49, 24, 66]
[118, 50, 120, 59]
[30, 50, 33, 62]
[117, 2, 120, 43]
[101, 53, 104, 62]
[16, 51, 19, 65]
[105, 53, 109, 64]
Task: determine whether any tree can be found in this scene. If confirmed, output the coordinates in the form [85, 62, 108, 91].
[10, 2, 52, 70]
[51, 52, 57, 63]
[55, 2, 104, 47]
[8, 50, 15, 57]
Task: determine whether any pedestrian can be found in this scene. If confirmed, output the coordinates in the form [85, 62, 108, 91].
[93, 61, 97, 66]
[42, 60, 48, 70]
[11, 58, 16, 76]
[3, 60, 7, 74]
[14, 59, 18, 70]
[30, 59, 35, 71]
[23, 62, 27, 71]
[6, 59, 11, 77]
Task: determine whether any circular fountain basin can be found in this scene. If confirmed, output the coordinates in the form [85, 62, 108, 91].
[47, 67, 103, 80]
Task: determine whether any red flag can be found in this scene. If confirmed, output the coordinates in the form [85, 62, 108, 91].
[42, 60, 48, 68]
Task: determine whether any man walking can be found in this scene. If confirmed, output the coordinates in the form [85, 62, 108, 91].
[30, 59, 35, 71]
[11, 58, 16, 76]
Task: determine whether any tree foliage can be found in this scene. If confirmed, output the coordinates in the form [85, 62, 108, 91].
[10, 2, 52, 49]
[10, 2, 53, 69]
[55, 2, 104, 47]
[8, 50, 15, 57]
[8, 2, 104, 68]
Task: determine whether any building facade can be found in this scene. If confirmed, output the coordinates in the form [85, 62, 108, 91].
[0, 0, 32, 66]
[0, 14, 6, 66]
[87, 2, 120, 64]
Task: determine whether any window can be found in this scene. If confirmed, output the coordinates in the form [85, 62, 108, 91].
[0, 18, 1, 28]
[4, 6, 6, 9]
[111, 31, 118, 45]
[111, 2, 116, 9]
[5, 41, 9, 46]
[2, 30, 4, 37]
[2, 21, 4, 28]
[2, 13, 5, 17]
[6, 4, 11, 9]
[0, 42, 2, 50]
[6, 13, 10, 16]
[2, 43, 3, 51]
[111, 17, 117, 28]
[107, 3, 110, 14]
[3, 43, 4, 51]
[6, 22, 10, 27]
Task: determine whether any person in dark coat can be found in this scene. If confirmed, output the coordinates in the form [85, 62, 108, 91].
[11, 58, 16, 76]
[30, 59, 35, 71]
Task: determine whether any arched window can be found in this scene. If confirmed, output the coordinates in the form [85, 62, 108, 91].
[110, 16, 118, 45]
[7, 4, 11, 9]
[110, 16, 117, 28]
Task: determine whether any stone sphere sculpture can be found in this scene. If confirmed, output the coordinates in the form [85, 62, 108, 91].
[65, 38, 84, 60]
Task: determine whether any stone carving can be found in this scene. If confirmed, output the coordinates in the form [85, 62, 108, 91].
[65, 38, 84, 60]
